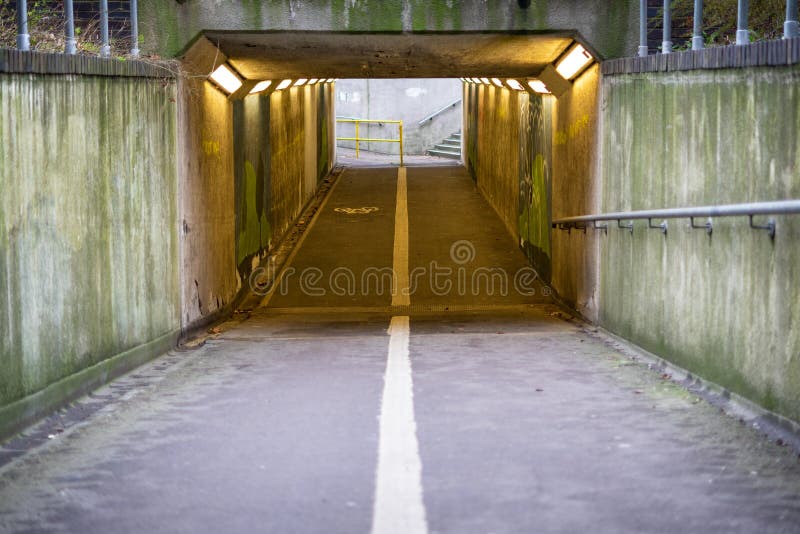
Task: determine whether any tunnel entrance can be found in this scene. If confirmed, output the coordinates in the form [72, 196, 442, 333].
[181, 29, 598, 309]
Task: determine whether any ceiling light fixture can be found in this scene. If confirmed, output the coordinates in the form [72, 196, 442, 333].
[209, 64, 242, 94]
[249, 80, 272, 94]
[506, 79, 524, 91]
[276, 79, 293, 90]
[527, 80, 551, 94]
[555, 43, 593, 80]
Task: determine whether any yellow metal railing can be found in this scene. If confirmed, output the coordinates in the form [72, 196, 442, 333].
[336, 118, 404, 166]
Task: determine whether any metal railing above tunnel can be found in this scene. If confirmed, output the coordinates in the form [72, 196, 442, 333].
[639, 0, 799, 56]
[12, 0, 141, 57]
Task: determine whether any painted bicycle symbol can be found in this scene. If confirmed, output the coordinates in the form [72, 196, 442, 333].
[334, 207, 380, 215]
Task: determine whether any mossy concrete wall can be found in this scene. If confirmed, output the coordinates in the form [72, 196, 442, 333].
[595, 66, 800, 422]
[233, 83, 335, 278]
[467, 84, 522, 239]
[465, 62, 800, 423]
[180, 37, 335, 326]
[463, 73, 597, 291]
[463, 83, 555, 282]
[137, 0, 637, 60]
[177, 70, 238, 327]
[0, 73, 180, 431]
[0, 44, 335, 438]
[550, 64, 601, 317]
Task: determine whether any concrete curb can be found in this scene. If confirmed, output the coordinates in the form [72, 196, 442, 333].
[0, 328, 181, 442]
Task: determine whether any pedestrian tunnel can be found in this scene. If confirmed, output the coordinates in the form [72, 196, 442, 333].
[180, 30, 600, 316]
[0, 0, 800, 486]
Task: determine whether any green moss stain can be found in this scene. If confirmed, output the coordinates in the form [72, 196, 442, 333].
[518, 94, 553, 281]
[234, 96, 274, 274]
[138, 0, 633, 58]
[345, 0, 403, 31]
[0, 74, 179, 408]
[317, 87, 330, 182]
[237, 160, 271, 267]
[598, 66, 800, 422]
[590, 0, 634, 58]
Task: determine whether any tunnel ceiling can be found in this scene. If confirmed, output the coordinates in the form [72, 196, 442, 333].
[203, 31, 575, 79]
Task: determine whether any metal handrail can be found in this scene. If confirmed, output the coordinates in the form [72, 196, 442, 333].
[552, 199, 800, 238]
[336, 118, 404, 166]
[417, 99, 462, 126]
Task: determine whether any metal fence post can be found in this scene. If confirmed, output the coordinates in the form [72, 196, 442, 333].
[786, 0, 799, 39]
[65, 0, 77, 54]
[130, 0, 140, 57]
[399, 122, 404, 167]
[100, 0, 111, 57]
[736, 0, 750, 45]
[355, 121, 360, 159]
[16, 0, 30, 51]
[639, 0, 649, 57]
[662, 0, 672, 54]
[692, 0, 704, 50]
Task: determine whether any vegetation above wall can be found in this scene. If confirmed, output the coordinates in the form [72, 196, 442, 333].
[656, 0, 787, 49]
[0, 0, 144, 57]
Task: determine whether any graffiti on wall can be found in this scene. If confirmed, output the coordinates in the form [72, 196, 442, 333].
[317, 85, 330, 182]
[234, 95, 273, 274]
[465, 84, 479, 182]
[518, 93, 553, 282]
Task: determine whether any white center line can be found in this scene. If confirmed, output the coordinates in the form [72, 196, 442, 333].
[371, 315, 428, 534]
[392, 167, 410, 307]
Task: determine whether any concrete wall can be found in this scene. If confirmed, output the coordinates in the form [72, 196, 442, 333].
[463, 83, 554, 281]
[178, 71, 239, 327]
[182, 44, 335, 325]
[0, 73, 180, 432]
[233, 82, 335, 278]
[594, 65, 800, 422]
[464, 61, 800, 424]
[0, 49, 335, 438]
[550, 65, 601, 317]
[336, 79, 462, 155]
[137, 0, 637, 60]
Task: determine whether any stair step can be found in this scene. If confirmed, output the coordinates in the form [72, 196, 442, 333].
[427, 149, 462, 159]
[434, 143, 461, 152]
[426, 131, 462, 159]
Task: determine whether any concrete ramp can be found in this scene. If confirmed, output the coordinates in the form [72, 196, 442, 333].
[263, 164, 552, 313]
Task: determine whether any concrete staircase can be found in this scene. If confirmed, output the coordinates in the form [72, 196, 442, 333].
[427, 131, 461, 159]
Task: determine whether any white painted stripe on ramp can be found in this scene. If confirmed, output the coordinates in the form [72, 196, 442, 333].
[392, 167, 410, 307]
[371, 315, 428, 534]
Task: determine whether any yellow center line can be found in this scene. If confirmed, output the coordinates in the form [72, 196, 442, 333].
[392, 167, 410, 307]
